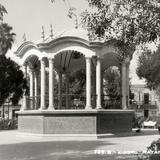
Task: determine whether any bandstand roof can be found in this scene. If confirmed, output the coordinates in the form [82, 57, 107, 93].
[43, 28, 92, 43]
[15, 28, 132, 73]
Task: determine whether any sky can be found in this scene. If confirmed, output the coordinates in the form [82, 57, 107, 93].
[1, 0, 146, 84]
[2, 0, 88, 46]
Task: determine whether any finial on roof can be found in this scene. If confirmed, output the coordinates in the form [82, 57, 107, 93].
[50, 24, 53, 39]
[68, 7, 78, 29]
[41, 26, 45, 41]
[22, 33, 26, 42]
[75, 18, 78, 29]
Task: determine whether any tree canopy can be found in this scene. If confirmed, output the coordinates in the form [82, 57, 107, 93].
[51, 0, 160, 58]
[0, 4, 15, 55]
[0, 4, 7, 21]
[69, 69, 86, 95]
[103, 67, 121, 101]
[0, 4, 28, 106]
[0, 55, 28, 106]
[81, 0, 160, 56]
[136, 46, 160, 90]
[0, 23, 15, 55]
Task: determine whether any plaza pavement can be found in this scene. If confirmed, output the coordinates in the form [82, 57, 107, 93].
[0, 129, 159, 160]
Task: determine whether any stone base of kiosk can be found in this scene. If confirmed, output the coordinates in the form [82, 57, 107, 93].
[17, 109, 134, 140]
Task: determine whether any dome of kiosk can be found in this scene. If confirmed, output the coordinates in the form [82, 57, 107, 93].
[53, 28, 90, 41]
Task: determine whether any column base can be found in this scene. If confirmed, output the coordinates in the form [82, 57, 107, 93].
[96, 106, 102, 109]
[48, 106, 55, 110]
[21, 96, 27, 110]
[122, 106, 127, 110]
[20, 108, 27, 111]
[39, 106, 46, 110]
[85, 105, 92, 110]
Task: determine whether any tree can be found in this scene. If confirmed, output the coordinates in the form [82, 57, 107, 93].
[103, 67, 121, 101]
[0, 4, 7, 21]
[80, 0, 160, 56]
[0, 4, 15, 55]
[69, 69, 86, 95]
[0, 4, 28, 110]
[136, 46, 160, 90]
[0, 55, 28, 106]
[51, 0, 160, 58]
[0, 23, 16, 55]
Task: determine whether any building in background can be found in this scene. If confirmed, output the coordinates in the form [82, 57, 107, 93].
[129, 50, 160, 122]
[129, 84, 160, 121]
[0, 100, 21, 120]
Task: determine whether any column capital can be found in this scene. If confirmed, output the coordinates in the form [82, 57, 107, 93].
[48, 55, 55, 60]
[85, 57, 91, 65]
[48, 57, 55, 66]
[96, 55, 102, 60]
[39, 56, 46, 62]
[96, 56, 102, 63]
[48, 58, 54, 62]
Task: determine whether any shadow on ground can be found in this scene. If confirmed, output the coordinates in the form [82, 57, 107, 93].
[132, 129, 159, 137]
[0, 141, 119, 160]
[0, 129, 158, 160]
[96, 129, 159, 139]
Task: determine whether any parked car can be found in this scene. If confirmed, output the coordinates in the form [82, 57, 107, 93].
[142, 120, 157, 129]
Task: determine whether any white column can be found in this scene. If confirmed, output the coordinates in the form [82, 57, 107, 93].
[48, 58, 55, 110]
[126, 62, 130, 107]
[92, 69, 96, 108]
[29, 68, 34, 110]
[21, 94, 27, 111]
[85, 57, 92, 109]
[58, 72, 62, 109]
[39, 58, 46, 110]
[21, 64, 28, 111]
[34, 71, 38, 109]
[101, 72, 104, 106]
[96, 57, 102, 109]
[65, 73, 69, 109]
[121, 62, 127, 109]
[24, 64, 27, 78]
[34, 73, 38, 98]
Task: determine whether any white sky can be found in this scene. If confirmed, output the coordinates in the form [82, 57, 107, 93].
[2, 0, 88, 46]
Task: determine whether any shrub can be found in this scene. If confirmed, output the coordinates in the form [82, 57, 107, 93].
[137, 139, 160, 160]
[132, 115, 144, 129]
[0, 119, 17, 130]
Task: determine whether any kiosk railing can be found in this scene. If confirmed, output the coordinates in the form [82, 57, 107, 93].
[25, 94, 121, 110]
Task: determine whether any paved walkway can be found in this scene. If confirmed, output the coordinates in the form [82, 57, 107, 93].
[0, 129, 159, 160]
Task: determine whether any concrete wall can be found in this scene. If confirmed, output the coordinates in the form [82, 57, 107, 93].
[18, 110, 134, 138]
[97, 113, 132, 134]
